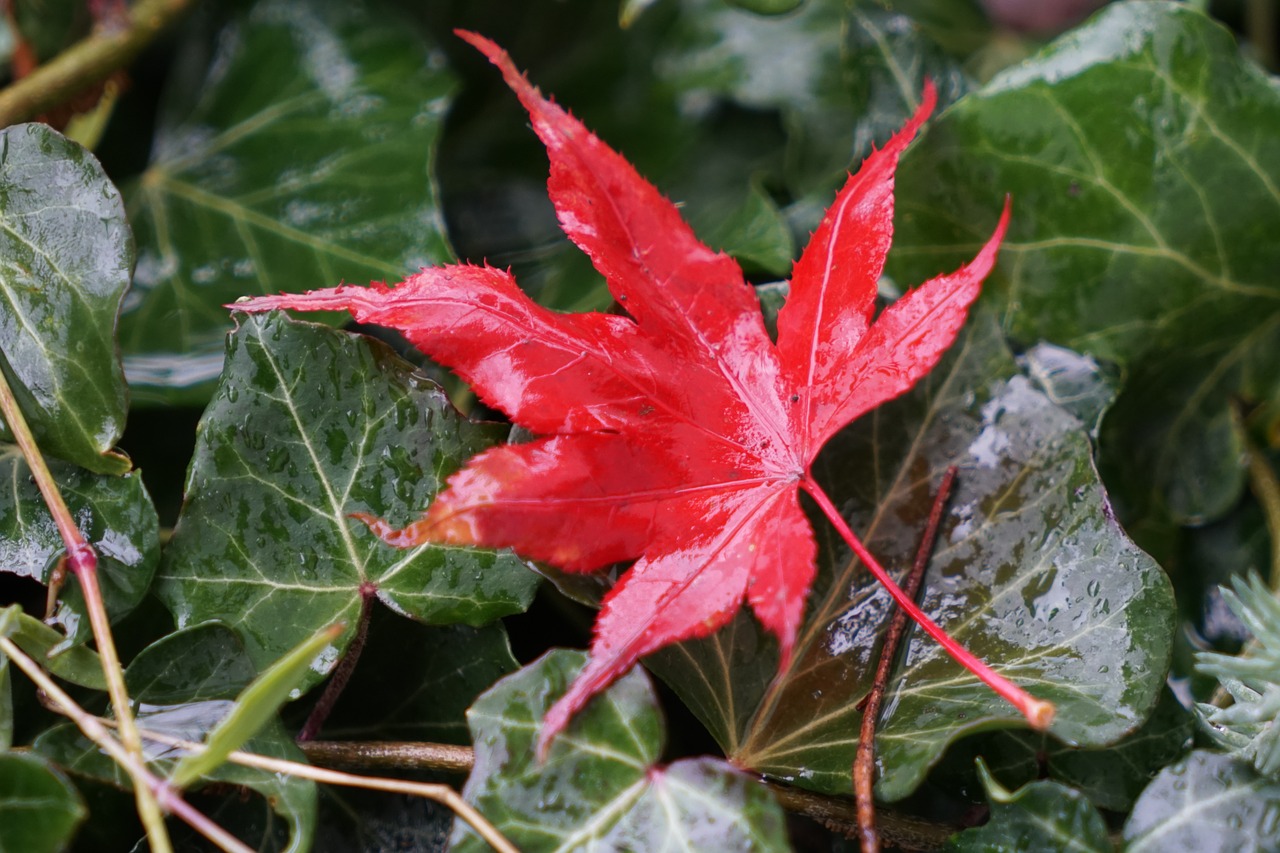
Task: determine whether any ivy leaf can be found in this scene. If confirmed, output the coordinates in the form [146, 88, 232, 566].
[1124, 750, 1280, 852]
[0, 123, 131, 474]
[35, 623, 316, 853]
[118, 0, 456, 405]
[942, 759, 1110, 853]
[234, 31, 1037, 753]
[647, 314, 1174, 800]
[886, 1, 1280, 527]
[0, 753, 86, 853]
[156, 313, 536, 689]
[0, 449, 159, 647]
[450, 649, 791, 853]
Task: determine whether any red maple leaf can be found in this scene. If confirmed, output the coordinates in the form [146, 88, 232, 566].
[233, 31, 1051, 756]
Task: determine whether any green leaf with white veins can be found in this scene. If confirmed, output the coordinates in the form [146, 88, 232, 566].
[119, 0, 456, 405]
[0, 123, 131, 474]
[157, 313, 537, 689]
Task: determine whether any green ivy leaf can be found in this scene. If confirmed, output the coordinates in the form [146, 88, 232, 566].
[649, 311, 1174, 800]
[321, 606, 518, 743]
[943, 759, 1110, 852]
[886, 1, 1280, 526]
[0, 449, 159, 647]
[119, 0, 457, 405]
[0, 753, 86, 853]
[156, 313, 537, 690]
[0, 123, 131, 474]
[36, 623, 316, 853]
[1124, 750, 1280, 852]
[451, 649, 791, 853]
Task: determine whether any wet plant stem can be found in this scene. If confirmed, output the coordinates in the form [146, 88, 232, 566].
[298, 586, 374, 741]
[125, 729, 519, 853]
[0, 0, 193, 126]
[0, 370, 171, 851]
[800, 475, 1055, 730]
[854, 466, 956, 853]
[0, 636, 250, 853]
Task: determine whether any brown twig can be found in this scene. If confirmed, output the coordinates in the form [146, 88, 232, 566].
[855, 466, 958, 853]
[0, 0, 192, 127]
[298, 585, 375, 741]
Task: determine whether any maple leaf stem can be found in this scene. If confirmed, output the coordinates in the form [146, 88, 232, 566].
[800, 476, 1055, 731]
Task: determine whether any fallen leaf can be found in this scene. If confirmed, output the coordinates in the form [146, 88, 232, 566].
[233, 31, 1041, 753]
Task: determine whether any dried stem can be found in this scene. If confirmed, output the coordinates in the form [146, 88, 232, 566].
[0, 0, 193, 127]
[125, 729, 518, 853]
[854, 466, 957, 853]
[0, 636, 252, 853]
[298, 585, 375, 741]
[0, 369, 171, 850]
[801, 475, 1055, 730]
[300, 739, 473, 773]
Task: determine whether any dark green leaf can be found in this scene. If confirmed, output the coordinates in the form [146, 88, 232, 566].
[322, 606, 518, 743]
[0, 123, 131, 474]
[36, 622, 316, 853]
[886, 1, 1280, 526]
[943, 759, 1110, 852]
[156, 313, 537, 690]
[119, 0, 457, 405]
[451, 649, 791, 852]
[650, 312, 1174, 801]
[0, 451, 159, 647]
[0, 605, 13, 752]
[0, 752, 86, 853]
[7, 610, 105, 690]
[12, 0, 89, 62]
[1124, 750, 1280, 852]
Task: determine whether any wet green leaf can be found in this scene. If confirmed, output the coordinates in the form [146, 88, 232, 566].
[943, 760, 1110, 852]
[119, 0, 457, 405]
[156, 313, 537, 690]
[886, 1, 1280, 526]
[6, 610, 105, 690]
[0, 123, 131, 473]
[451, 650, 791, 852]
[650, 312, 1174, 801]
[0, 752, 86, 852]
[36, 622, 316, 853]
[321, 606, 518, 743]
[0, 448, 159, 647]
[170, 621, 343, 788]
[1124, 750, 1280, 852]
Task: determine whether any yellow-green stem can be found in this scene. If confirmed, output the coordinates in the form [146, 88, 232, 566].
[0, 370, 171, 852]
[0, 637, 252, 853]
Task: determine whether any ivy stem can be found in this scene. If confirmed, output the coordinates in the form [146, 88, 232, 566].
[123, 728, 518, 853]
[1244, 436, 1280, 592]
[298, 584, 375, 741]
[800, 475, 1055, 730]
[0, 369, 172, 850]
[0, 636, 251, 853]
[0, 0, 194, 126]
[854, 466, 957, 853]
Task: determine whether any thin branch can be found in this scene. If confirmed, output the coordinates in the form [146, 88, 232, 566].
[855, 467, 957, 853]
[0, 636, 252, 853]
[300, 740, 473, 774]
[0, 369, 171, 850]
[298, 586, 375, 741]
[0, 0, 193, 127]
[801, 474, 1055, 729]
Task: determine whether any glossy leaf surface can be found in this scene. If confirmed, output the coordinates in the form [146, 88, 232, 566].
[943, 760, 1110, 852]
[156, 313, 536, 689]
[0, 447, 159, 646]
[119, 0, 456, 404]
[1124, 750, 1280, 852]
[886, 1, 1280, 526]
[649, 313, 1173, 800]
[0, 753, 86, 853]
[0, 123, 131, 473]
[450, 649, 790, 853]
[235, 32, 1011, 750]
[36, 623, 316, 853]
